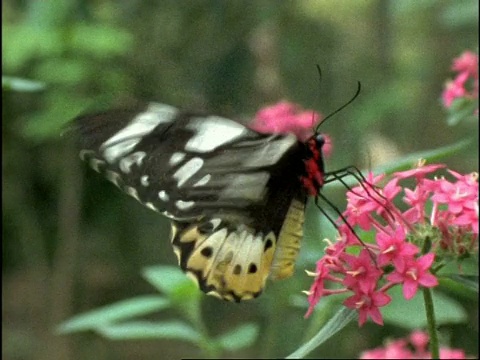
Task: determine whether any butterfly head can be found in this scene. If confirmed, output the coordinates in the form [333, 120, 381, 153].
[300, 133, 326, 197]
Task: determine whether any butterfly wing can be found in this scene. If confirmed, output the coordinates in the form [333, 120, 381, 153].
[74, 103, 307, 300]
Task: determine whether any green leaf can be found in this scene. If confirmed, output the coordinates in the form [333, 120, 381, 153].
[441, 274, 479, 293]
[2, 25, 64, 72]
[21, 95, 93, 141]
[437, 255, 479, 277]
[96, 320, 201, 342]
[373, 139, 472, 174]
[329, 139, 472, 188]
[142, 265, 197, 297]
[71, 24, 133, 58]
[33, 59, 90, 85]
[446, 98, 478, 126]
[382, 287, 467, 328]
[56, 295, 170, 334]
[286, 307, 356, 359]
[2, 76, 46, 92]
[215, 323, 259, 352]
[141, 266, 203, 327]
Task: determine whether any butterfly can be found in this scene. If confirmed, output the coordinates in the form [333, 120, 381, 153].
[73, 102, 329, 302]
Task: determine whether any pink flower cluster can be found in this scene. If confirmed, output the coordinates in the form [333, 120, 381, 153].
[251, 101, 331, 152]
[305, 162, 478, 326]
[360, 330, 469, 359]
[442, 51, 478, 109]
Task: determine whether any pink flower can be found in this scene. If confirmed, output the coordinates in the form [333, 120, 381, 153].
[442, 79, 467, 108]
[454, 208, 478, 236]
[439, 348, 468, 359]
[387, 253, 438, 300]
[409, 330, 430, 353]
[360, 331, 470, 359]
[250, 101, 322, 141]
[376, 226, 419, 268]
[305, 162, 476, 325]
[403, 186, 430, 223]
[304, 261, 330, 318]
[442, 50, 478, 112]
[394, 163, 445, 181]
[342, 249, 382, 293]
[429, 171, 479, 237]
[452, 50, 479, 76]
[360, 339, 413, 359]
[343, 288, 391, 326]
[431, 172, 478, 213]
[344, 173, 388, 230]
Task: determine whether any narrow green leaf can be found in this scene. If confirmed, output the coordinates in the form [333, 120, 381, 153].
[2, 76, 46, 92]
[142, 265, 197, 296]
[442, 274, 479, 292]
[216, 323, 259, 352]
[286, 307, 356, 359]
[56, 296, 170, 334]
[372, 139, 472, 174]
[437, 256, 478, 277]
[382, 287, 467, 328]
[96, 320, 200, 342]
[329, 139, 472, 188]
[447, 98, 478, 125]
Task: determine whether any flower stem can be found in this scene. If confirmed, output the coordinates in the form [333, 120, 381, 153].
[422, 287, 439, 358]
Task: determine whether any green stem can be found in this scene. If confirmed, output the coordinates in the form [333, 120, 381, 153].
[181, 300, 221, 358]
[422, 287, 439, 358]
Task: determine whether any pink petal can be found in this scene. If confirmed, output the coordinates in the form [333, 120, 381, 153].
[368, 306, 384, 325]
[403, 279, 419, 300]
[418, 273, 438, 288]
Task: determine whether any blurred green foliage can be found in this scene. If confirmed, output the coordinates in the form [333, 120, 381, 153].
[2, 1, 478, 359]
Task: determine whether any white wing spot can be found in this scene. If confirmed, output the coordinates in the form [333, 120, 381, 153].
[89, 158, 105, 172]
[210, 218, 222, 230]
[169, 152, 186, 166]
[158, 190, 169, 202]
[105, 170, 122, 187]
[173, 157, 204, 188]
[119, 151, 147, 174]
[220, 173, 269, 200]
[185, 116, 247, 152]
[176, 200, 195, 210]
[145, 202, 158, 211]
[101, 103, 178, 163]
[244, 135, 297, 167]
[162, 210, 176, 220]
[140, 175, 149, 186]
[125, 186, 140, 201]
[193, 174, 211, 187]
[79, 149, 95, 161]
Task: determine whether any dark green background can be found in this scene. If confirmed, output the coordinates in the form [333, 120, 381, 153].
[3, 1, 478, 359]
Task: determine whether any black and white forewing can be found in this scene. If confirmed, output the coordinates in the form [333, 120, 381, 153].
[75, 103, 309, 301]
[75, 103, 301, 223]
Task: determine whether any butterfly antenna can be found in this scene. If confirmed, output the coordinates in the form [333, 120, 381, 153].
[315, 81, 361, 133]
[310, 65, 324, 130]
